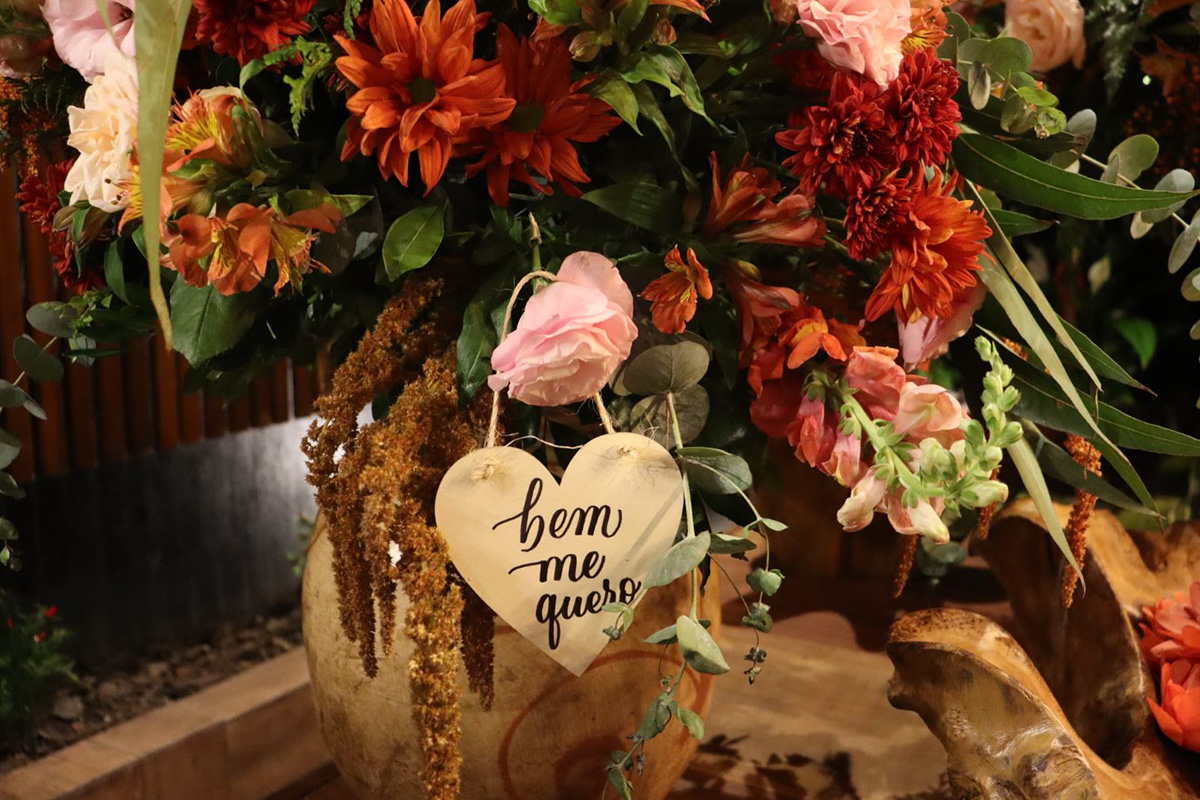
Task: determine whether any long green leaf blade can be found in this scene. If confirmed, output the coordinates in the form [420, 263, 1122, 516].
[1009, 437, 1083, 583]
[955, 134, 1200, 220]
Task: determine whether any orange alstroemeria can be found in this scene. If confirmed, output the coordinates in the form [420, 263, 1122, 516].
[781, 300, 865, 369]
[903, 0, 948, 55]
[166, 201, 341, 296]
[642, 246, 713, 334]
[465, 25, 621, 206]
[703, 153, 826, 248]
[334, 0, 518, 193]
[725, 264, 800, 365]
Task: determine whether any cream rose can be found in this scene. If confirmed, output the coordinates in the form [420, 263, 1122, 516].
[64, 50, 139, 213]
[1006, 0, 1085, 73]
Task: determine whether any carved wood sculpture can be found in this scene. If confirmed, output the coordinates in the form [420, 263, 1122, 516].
[886, 500, 1200, 799]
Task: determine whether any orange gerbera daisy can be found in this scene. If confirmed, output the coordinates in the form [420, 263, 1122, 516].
[334, 0, 517, 192]
[642, 246, 713, 334]
[466, 25, 621, 206]
[865, 170, 991, 323]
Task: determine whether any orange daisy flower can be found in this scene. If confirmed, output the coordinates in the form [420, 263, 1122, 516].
[334, 0, 517, 192]
[466, 26, 622, 206]
[641, 246, 713, 334]
[865, 171, 991, 323]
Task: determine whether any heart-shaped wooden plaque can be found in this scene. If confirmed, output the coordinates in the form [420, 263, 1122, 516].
[434, 432, 684, 675]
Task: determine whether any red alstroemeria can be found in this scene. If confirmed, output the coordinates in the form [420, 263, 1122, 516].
[903, 0, 949, 56]
[641, 246, 714, 334]
[775, 72, 898, 196]
[466, 26, 622, 206]
[780, 300, 865, 369]
[704, 153, 826, 247]
[865, 170, 990, 323]
[726, 266, 801, 365]
[334, 0, 517, 192]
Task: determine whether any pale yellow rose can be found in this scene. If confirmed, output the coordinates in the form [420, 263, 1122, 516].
[1006, 0, 1086, 73]
[64, 50, 138, 213]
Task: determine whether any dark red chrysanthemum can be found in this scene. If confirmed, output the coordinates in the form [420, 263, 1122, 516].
[844, 170, 918, 261]
[194, 0, 315, 66]
[775, 71, 898, 197]
[774, 49, 835, 95]
[884, 47, 961, 169]
[17, 160, 101, 294]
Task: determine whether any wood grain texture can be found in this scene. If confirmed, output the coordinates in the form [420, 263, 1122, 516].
[21, 221, 68, 478]
[303, 518, 719, 800]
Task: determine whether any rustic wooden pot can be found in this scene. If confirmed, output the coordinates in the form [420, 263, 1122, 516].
[302, 518, 720, 800]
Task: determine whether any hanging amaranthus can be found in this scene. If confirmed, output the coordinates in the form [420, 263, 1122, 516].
[1062, 434, 1101, 607]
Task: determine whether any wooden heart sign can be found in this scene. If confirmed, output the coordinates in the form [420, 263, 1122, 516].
[435, 432, 684, 675]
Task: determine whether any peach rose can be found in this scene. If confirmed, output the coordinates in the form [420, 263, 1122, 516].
[1149, 659, 1200, 753]
[64, 50, 138, 213]
[793, 0, 911, 86]
[488, 252, 637, 407]
[1006, 0, 1085, 73]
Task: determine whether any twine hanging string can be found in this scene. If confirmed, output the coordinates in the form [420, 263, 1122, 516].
[485, 270, 617, 448]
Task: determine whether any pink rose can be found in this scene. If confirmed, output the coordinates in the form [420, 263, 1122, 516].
[1006, 0, 1085, 73]
[44, 0, 135, 82]
[893, 382, 965, 447]
[898, 283, 986, 369]
[794, 0, 911, 87]
[488, 252, 637, 407]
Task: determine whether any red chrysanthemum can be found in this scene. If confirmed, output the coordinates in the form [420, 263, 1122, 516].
[844, 170, 918, 261]
[775, 71, 898, 197]
[194, 0, 315, 66]
[865, 170, 991, 323]
[465, 26, 621, 207]
[774, 49, 836, 95]
[885, 47, 961, 169]
[18, 160, 101, 294]
[335, 0, 517, 192]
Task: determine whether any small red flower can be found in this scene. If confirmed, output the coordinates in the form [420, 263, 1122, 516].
[865, 170, 991, 323]
[642, 246, 713, 334]
[194, 0, 315, 66]
[33, 631, 47, 643]
[775, 72, 898, 197]
[44, 605, 57, 619]
[465, 26, 622, 207]
[885, 47, 961, 170]
[17, 161, 101, 294]
[704, 153, 826, 247]
[844, 170, 918, 261]
[774, 49, 836, 95]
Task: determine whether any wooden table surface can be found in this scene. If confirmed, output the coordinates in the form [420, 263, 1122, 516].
[293, 561, 1010, 800]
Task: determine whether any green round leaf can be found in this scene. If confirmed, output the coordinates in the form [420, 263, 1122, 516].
[1169, 212, 1200, 274]
[644, 532, 710, 589]
[13, 335, 63, 382]
[746, 567, 783, 596]
[629, 384, 709, 448]
[675, 614, 729, 674]
[677, 446, 751, 494]
[1182, 268, 1200, 302]
[26, 302, 78, 339]
[979, 37, 1032, 76]
[1143, 170, 1195, 224]
[967, 61, 990, 111]
[0, 429, 19, 470]
[621, 341, 710, 396]
[0, 472, 25, 499]
[1108, 134, 1159, 182]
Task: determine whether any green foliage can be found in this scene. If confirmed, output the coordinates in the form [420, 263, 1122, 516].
[0, 589, 75, 742]
[169, 282, 259, 366]
[240, 41, 335, 132]
[1085, 0, 1148, 98]
[382, 204, 446, 280]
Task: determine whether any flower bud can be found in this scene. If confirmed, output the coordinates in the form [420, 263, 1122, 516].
[961, 480, 1009, 509]
[651, 16, 677, 45]
[569, 31, 607, 62]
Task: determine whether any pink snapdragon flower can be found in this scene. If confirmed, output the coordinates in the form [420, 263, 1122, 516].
[488, 252, 637, 407]
[845, 345, 906, 420]
[898, 283, 987, 369]
[792, 0, 911, 87]
[44, 0, 135, 82]
[894, 382, 966, 447]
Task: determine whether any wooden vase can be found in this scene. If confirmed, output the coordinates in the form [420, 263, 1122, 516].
[302, 518, 720, 800]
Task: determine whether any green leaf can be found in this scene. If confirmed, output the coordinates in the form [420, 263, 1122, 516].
[630, 385, 709, 448]
[644, 532, 710, 589]
[0, 380, 46, 420]
[1108, 134, 1159, 183]
[621, 342, 710, 396]
[169, 282, 257, 365]
[706, 532, 756, 554]
[1027, 428, 1153, 514]
[1009, 437, 1082, 583]
[136, 0, 195, 350]
[13, 335, 63, 382]
[741, 601, 773, 632]
[382, 204, 445, 280]
[582, 182, 683, 234]
[26, 302, 77, 339]
[677, 447, 752, 494]
[586, 71, 640, 133]
[104, 241, 129, 304]
[967, 61, 990, 111]
[746, 568, 782, 596]
[642, 618, 711, 645]
[1169, 210, 1200, 274]
[0, 471, 25, 499]
[1055, 317, 1149, 392]
[603, 601, 634, 631]
[979, 36, 1032, 75]
[0, 429, 20, 470]
[529, 0, 581, 25]
[616, 0, 648, 34]
[676, 706, 705, 740]
[954, 133, 1200, 220]
[990, 209, 1053, 238]
[1142, 169, 1194, 224]
[675, 614, 729, 674]
[1114, 317, 1156, 369]
[456, 263, 518, 402]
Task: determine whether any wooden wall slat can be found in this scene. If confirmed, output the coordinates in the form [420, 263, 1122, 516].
[153, 336, 180, 451]
[292, 365, 315, 418]
[177, 356, 203, 444]
[123, 337, 155, 456]
[227, 396, 251, 433]
[21, 221, 69, 477]
[269, 361, 290, 424]
[249, 375, 273, 428]
[63, 358, 98, 471]
[96, 348, 129, 463]
[203, 391, 227, 438]
[0, 169, 35, 482]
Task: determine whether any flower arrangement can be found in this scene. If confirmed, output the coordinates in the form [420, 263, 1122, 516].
[1, 0, 1200, 796]
[1141, 581, 1200, 753]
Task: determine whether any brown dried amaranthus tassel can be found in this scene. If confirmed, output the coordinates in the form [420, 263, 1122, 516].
[974, 468, 1002, 541]
[459, 581, 496, 710]
[1062, 434, 1101, 607]
[893, 534, 920, 598]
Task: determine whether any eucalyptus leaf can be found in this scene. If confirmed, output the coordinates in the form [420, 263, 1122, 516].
[630, 385, 709, 448]
[741, 601, 773, 633]
[0, 429, 19, 470]
[1171, 211, 1200, 274]
[642, 618, 711, 645]
[0, 381, 46, 420]
[706, 532, 757, 554]
[0, 472, 25, 500]
[1142, 169, 1195, 224]
[746, 568, 783, 596]
[1108, 134, 1159, 182]
[967, 61, 991, 110]
[676, 706, 705, 740]
[13, 335, 63, 382]
[644, 532, 710, 589]
[26, 302, 77, 339]
[621, 342, 710, 396]
[677, 447, 752, 494]
[675, 614, 729, 674]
